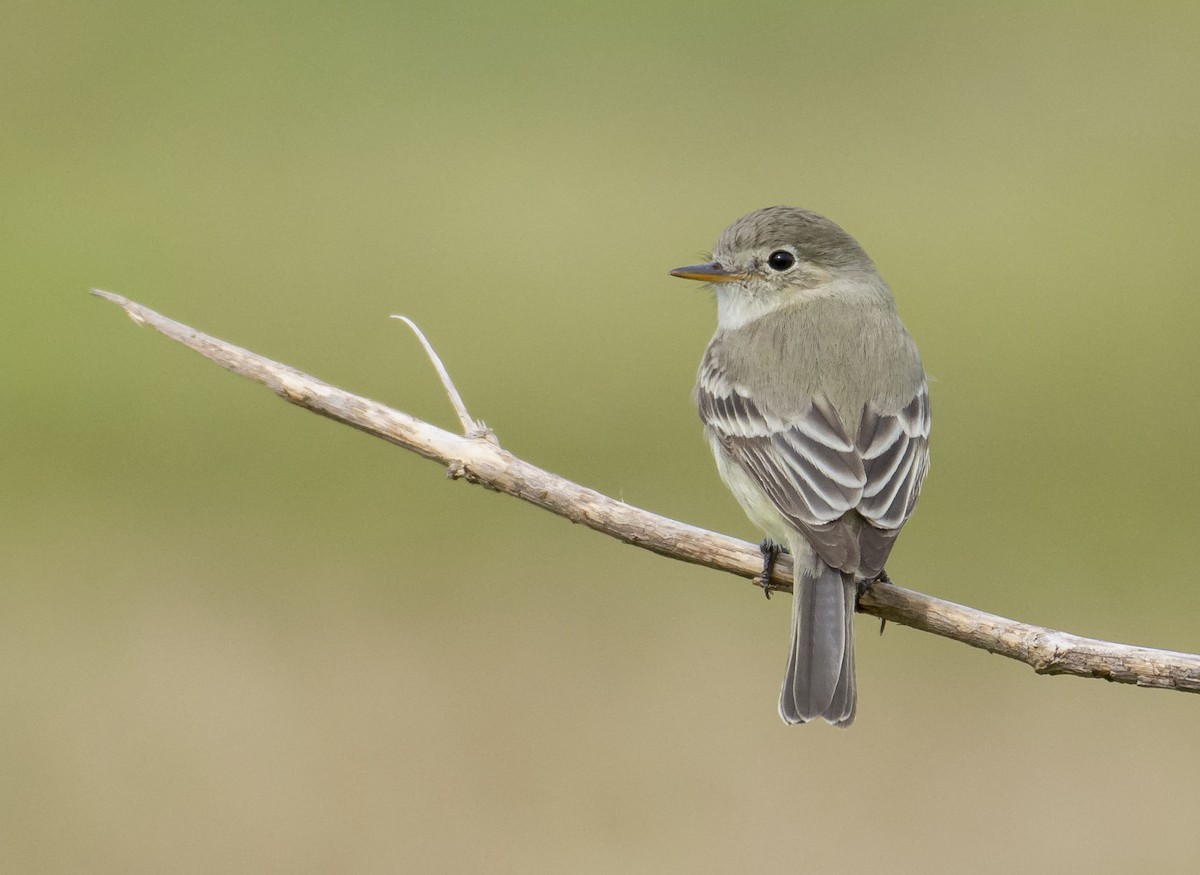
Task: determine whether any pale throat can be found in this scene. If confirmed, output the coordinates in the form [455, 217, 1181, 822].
[715, 286, 788, 331]
[715, 275, 884, 331]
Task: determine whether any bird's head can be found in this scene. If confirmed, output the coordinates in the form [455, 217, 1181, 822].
[670, 206, 882, 328]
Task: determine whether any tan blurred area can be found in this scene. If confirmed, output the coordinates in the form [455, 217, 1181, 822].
[3, 2, 1200, 871]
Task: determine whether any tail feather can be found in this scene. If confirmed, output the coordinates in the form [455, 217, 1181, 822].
[779, 562, 857, 727]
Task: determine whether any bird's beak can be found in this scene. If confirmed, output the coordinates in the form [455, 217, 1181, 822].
[669, 261, 746, 283]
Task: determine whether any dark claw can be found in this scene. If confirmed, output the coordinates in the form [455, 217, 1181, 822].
[756, 539, 788, 600]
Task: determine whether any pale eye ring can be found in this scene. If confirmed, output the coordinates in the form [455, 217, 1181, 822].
[766, 250, 795, 271]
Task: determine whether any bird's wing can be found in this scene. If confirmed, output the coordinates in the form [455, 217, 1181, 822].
[699, 369, 929, 576]
[853, 382, 930, 574]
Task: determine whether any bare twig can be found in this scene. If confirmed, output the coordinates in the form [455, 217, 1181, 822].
[91, 289, 1200, 696]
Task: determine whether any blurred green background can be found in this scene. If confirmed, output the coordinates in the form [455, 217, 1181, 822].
[5, 1, 1200, 871]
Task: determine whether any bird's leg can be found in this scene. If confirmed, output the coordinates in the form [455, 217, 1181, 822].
[857, 569, 893, 634]
[756, 539, 788, 600]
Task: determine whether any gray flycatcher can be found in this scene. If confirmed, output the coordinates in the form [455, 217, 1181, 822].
[670, 206, 930, 726]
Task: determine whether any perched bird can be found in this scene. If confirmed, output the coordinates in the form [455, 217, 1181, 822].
[671, 206, 930, 726]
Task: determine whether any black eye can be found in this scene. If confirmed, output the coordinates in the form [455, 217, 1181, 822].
[766, 250, 795, 271]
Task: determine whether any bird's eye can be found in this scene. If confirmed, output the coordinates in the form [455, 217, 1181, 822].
[766, 250, 795, 271]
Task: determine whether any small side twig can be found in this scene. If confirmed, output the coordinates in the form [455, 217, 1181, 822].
[91, 289, 1200, 697]
[390, 314, 487, 438]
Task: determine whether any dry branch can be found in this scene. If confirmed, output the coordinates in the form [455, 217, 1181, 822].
[91, 289, 1200, 695]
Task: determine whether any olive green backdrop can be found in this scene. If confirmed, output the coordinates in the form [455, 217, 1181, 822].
[4, 2, 1200, 871]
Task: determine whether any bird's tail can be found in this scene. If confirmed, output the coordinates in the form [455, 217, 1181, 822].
[779, 561, 856, 727]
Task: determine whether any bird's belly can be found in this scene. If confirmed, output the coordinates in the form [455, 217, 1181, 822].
[706, 433, 794, 547]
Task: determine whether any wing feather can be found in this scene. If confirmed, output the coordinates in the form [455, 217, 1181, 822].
[856, 383, 930, 539]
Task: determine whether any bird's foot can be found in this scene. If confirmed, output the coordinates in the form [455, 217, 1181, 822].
[857, 568, 894, 634]
[756, 539, 788, 600]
